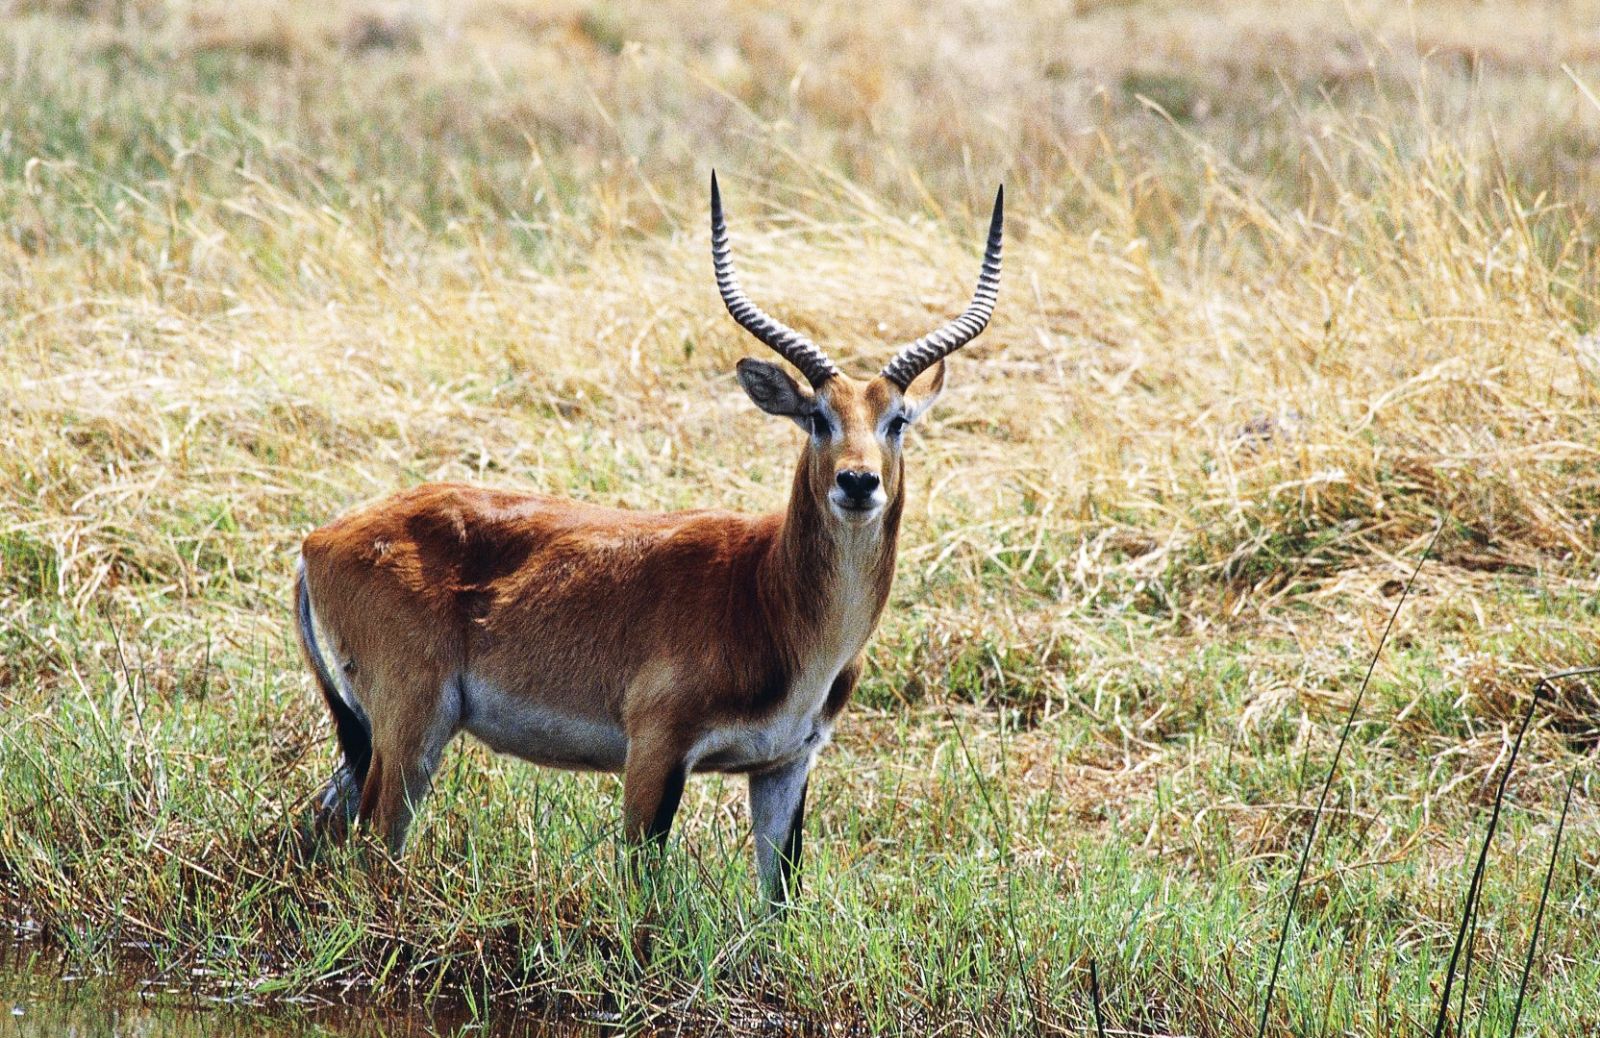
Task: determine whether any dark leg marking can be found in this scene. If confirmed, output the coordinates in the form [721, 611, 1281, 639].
[647, 762, 687, 845]
[775, 779, 808, 905]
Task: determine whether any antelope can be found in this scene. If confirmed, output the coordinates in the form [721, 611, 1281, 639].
[294, 174, 1003, 903]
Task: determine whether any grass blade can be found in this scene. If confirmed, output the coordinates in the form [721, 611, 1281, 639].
[1509, 762, 1580, 1038]
[1429, 665, 1600, 1038]
[1089, 958, 1107, 1038]
[942, 706, 1041, 1036]
[1254, 521, 1441, 1038]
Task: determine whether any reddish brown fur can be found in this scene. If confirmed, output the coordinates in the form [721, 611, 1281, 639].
[298, 367, 941, 858]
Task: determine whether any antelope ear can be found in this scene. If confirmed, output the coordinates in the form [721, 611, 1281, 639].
[737, 358, 814, 419]
[901, 360, 945, 422]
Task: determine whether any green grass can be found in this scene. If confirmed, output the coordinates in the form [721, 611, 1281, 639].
[2, 594, 1594, 1033]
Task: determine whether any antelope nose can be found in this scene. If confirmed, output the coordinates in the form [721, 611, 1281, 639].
[836, 469, 880, 502]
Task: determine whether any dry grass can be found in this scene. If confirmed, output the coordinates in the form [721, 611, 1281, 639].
[2, 1, 1600, 1034]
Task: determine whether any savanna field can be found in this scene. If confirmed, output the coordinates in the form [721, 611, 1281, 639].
[2, 1, 1600, 1034]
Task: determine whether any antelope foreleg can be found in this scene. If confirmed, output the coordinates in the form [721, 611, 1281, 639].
[749, 754, 812, 906]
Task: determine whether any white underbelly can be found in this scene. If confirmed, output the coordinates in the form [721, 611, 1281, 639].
[691, 711, 832, 773]
[456, 664, 843, 775]
[459, 674, 628, 772]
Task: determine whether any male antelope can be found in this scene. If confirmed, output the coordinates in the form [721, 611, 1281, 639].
[294, 174, 1003, 902]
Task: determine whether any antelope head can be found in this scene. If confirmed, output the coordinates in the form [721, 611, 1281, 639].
[711, 173, 1003, 529]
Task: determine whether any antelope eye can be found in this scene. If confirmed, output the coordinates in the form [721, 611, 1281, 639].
[808, 413, 831, 437]
[887, 415, 909, 437]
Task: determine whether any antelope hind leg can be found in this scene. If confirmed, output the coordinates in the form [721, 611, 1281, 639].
[354, 672, 461, 855]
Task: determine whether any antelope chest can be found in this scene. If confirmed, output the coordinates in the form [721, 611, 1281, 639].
[690, 563, 881, 772]
[691, 669, 838, 774]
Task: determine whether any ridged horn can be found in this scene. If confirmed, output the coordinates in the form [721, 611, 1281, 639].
[880, 186, 1003, 390]
[710, 172, 840, 388]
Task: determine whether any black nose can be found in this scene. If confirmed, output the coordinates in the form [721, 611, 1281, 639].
[835, 469, 880, 501]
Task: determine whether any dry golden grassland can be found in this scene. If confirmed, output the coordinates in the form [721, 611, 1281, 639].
[3, 0, 1600, 1034]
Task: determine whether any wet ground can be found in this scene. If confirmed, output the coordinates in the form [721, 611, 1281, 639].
[0, 941, 595, 1038]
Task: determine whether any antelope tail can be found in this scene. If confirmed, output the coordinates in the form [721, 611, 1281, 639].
[295, 559, 372, 789]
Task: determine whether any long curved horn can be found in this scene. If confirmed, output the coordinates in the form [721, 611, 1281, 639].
[710, 172, 840, 387]
[880, 186, 1003, 390]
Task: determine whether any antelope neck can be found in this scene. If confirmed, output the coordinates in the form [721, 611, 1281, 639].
[759, 452, 902, 663]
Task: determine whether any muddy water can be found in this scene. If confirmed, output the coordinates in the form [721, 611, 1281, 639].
[0, 942, 593, 1038]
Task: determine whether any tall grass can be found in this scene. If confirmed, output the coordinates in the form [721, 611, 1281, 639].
[3, 1, 1599, 1034]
